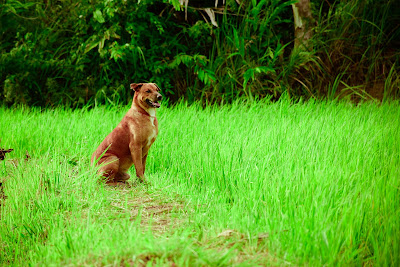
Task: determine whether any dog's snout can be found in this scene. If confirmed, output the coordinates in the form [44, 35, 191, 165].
[157, 95, 162, 101]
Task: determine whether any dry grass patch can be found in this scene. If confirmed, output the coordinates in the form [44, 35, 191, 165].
[105, 183, 188, 234]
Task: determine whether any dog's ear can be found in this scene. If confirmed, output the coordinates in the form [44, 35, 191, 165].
[130, 83, 143, 92]
[154, 83, 161, 91]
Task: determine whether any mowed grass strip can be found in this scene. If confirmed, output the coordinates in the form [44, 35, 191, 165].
[0, 100, 399, 265]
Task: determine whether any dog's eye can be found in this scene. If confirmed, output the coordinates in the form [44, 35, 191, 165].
[146, 90, 151, 93]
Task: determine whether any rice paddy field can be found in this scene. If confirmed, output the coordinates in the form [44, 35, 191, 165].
[1, 100, 399, 266]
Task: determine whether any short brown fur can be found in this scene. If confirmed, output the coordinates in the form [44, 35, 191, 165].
[91, 83, 162, 184]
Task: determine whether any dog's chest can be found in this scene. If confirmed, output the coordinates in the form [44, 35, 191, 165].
[147, 108, 157, 146]
[147, 128, 157, 147]
[148, 109, 156, 126]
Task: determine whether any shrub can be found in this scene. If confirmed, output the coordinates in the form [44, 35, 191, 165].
[0, 0, 399, 106]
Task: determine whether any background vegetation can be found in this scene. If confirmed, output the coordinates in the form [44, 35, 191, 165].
[2, 1, 399, 265]
[1, 0, 399, 107]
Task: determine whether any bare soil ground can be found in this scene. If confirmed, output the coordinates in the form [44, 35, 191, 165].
[106, 183, 188, 234]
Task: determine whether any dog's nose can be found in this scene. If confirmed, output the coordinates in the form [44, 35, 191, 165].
[157, 95, 162, 101]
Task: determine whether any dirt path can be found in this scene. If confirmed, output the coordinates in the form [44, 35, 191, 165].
[105, 183, 188, 234]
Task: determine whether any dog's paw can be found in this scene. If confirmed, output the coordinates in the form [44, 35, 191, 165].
[106, 180, 132, 188]
[137, 177, 151, 186]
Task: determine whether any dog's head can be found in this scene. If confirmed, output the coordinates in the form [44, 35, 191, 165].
[130, 83, 162, 109]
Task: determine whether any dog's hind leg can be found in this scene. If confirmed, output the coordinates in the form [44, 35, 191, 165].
[115, 172, 130, 182]
[97, 155, 120, 183]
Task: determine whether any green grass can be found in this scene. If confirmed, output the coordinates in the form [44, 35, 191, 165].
[1, 100, 399, 266]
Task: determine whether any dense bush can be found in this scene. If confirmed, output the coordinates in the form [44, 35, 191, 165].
[0, 0, 399, 107]
[1, 0, 191, 106]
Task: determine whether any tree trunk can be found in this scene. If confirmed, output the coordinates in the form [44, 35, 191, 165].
[292, 0, 314, 50]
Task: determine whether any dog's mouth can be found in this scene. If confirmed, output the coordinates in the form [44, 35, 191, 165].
[145, 99, 161, 108]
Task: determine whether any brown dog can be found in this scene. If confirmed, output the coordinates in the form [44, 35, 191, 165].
[91, 83, 162, 184]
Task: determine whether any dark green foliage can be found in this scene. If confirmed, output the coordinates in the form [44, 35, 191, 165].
[0, 0, 399, 107]
[310, 0, 400, 101]
[0, 0, 195, 106]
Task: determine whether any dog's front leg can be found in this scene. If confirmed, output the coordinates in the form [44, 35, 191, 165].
[130, 144, 147, 183]
[142, 154, 148, 174]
